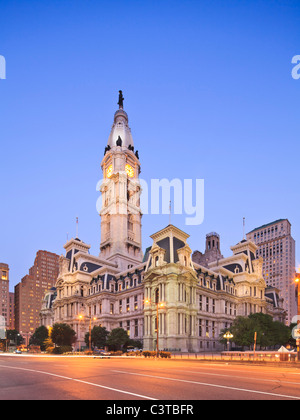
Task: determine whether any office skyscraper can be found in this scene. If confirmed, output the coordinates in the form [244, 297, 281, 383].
[247, 219, 296, 325]
[15, 250, 59, 339]
[0, 263, 9, 330]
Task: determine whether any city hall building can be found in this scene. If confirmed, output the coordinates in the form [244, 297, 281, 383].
[40, 93, 285, 352]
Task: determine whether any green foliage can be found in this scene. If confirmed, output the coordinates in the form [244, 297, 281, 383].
[127, 339, 143, 349]
[44, 336, 54, 353]
[110, 350, 123, 356]
[52, 345, 73, 354]
[29, 326, 49, 351]
[6, 329, 23, 345]
[84, 326, 109, 348]
[51, 323, 76, 347]
[107, 328, 130, 351]
[142, 351, 157, 358]
[220, 313, 291, 349]
[159, 351, 171, 358]
[288, 323, 297, 347]
[141, 350, 170, 358]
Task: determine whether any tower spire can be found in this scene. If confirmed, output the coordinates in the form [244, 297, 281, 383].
[99, 92, 142, 270]
[106, 90, 133, 150]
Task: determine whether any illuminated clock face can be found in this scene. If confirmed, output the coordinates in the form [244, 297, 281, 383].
[125, 164, 134, 178]
[106, 164, 113, 178]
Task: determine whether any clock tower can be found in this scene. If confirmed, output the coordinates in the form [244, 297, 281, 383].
[99, 91, 143, 270]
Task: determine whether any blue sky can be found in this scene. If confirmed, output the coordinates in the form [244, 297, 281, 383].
[0, 0, 299, 290]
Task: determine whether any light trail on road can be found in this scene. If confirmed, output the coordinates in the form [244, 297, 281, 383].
[1, 356, 300, 400]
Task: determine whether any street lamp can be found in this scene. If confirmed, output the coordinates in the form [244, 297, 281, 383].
[295, 273, 300, 360]
[78, 314, 97, 352]
[89, 316, 97, 352]
[156, 301, 164, 358]
[78, 315, 83, 352]
[223, 331, 233, 352]
[145, 294, 164, 357]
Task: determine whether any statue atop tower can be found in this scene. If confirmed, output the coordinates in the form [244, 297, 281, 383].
[118, 90, 124, 109]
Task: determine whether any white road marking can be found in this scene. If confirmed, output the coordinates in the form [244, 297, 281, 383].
[170, 368, 300, 386]
[0, 364, 157, 400]
[112, 370, 300, 400]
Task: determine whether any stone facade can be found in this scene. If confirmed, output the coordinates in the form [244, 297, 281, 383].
[40, 93, 286, 352]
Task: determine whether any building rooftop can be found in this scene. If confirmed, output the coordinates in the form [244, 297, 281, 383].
[247, 219, 288, 234]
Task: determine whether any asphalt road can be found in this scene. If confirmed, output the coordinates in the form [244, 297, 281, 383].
[1, 355, 300, 401]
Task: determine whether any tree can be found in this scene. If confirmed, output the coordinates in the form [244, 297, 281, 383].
[43, 336, 54, 352]
[248, 313, 291, 348]
[288, 323, 297, 348]
[84, 326, 109, 349]
[127, 339, 143, 349]
[6, 329, 23, 346]
[29, 326, 49, 351]
[107, 328, 130, 351]
[222, 313, 292, 350]
[270, 320, 291, 348]
[220, 316, 257, 349]
[51, 323, 76, 347]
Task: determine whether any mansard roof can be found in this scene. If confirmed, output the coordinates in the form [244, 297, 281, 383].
[149, 224, 190, 264]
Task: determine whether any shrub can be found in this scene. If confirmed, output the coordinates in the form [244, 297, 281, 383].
[126, 351, 141, 356]
[60, 345, 73, 354]
[142, 350, 171, 358]
[110, 350, 123, 356]
[159, 351, 171, 358]
[52, 345, 73, 354]
[142, 351, 157, 358]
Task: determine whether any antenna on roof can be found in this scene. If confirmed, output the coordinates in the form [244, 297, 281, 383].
[76, 217, 79, 238]
[169, 200, 171, 225]
[243, 217, 245, 240]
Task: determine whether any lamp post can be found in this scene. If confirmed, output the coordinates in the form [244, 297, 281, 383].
[78, 314, 96, 352]
[295, 273, 300, 360]
[145, 295, 164, 357]
[156, 301, 164, 357]
[89, 316, 97, 352]
[223, 331, 233, 352]
[5, 329, 8, 352]
[253, 331, 257, 360]
[78, 315, 83, 352]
